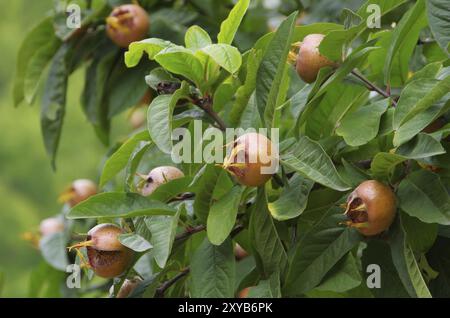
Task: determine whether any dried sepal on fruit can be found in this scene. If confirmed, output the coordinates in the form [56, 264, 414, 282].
[343, 180, 396, 236]
[68, 224, 134, 278]
[223, 133, 279, 187]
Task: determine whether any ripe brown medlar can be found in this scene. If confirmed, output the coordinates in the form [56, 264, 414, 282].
[343, 180, 396, 236]
[59, 179, 98, 207]
[69, 223, 134, 278]
[223, 133, 279, 187]
[116, 276, 143, 298]
[295, 34, 336, 83]
[138, 166, 185, 196]
[106, 4, 149, 48]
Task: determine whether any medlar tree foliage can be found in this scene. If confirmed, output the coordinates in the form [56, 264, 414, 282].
[19, 0, 450, 298]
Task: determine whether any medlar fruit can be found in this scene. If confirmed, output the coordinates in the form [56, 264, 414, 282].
[69, 223, 134, 278]
[344, 180, 396, 236]
[39, 217, 64, 236]
[223, 133, 279, 187]
[138, 166, 185, 196]
[106, 4, 149, 48]
[116, 276, 142, 298]
[295, 34, 335, 83]
[59, 179, 98, 207]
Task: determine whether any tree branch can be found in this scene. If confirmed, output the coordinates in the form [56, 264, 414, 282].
[192, 96, 227, 131]
[351, 70, 397, 106]
[174, 225, 206, 242]
[155, 268, 190, 298]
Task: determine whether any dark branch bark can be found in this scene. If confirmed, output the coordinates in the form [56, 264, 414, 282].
[351, 70, 397, 106]
[155, 268, 190, 298]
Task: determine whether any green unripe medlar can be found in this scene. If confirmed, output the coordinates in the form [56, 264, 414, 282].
[296, 34, 335, 83]
[344, 180, 396, 236]
[60, 179, 98, 207]
[106, 4, 149, 48]
[70, 224, 134, 278]
[138, 166, 185, 196]
[223, 133, 279, 187]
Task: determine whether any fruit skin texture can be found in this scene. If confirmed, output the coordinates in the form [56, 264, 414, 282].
[86, 224, 134, 278]
[106, 4, 149, 48]
[39, 217, 64, 236]
[345, 180, 396, 236]
[116, 277, 142, 298]
[296, 34, 335, 83]
[224, 133, 279, 187]
[140, 166, 184, 196]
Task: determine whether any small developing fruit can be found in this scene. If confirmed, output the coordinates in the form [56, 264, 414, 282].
[223, 133, 279, 187]
[295, 34, 335, 83]
[106, 4, 149, 48]
[59, 179, 97, 207]
[234, 244, 249, 261]
[39, 217, 64, 236]
[344, 180, 396, 236]
[138, 166, 185, 196]
[69, 224, 134, 278]
[238, 287, 251, 298]
[116, 276, 143, 298]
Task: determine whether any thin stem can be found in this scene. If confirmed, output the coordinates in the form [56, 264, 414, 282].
[155, 268, 190, 298]
[174, 225, 206, 242]
[351, 70, 397, 106]
[191, 96, 227, 131]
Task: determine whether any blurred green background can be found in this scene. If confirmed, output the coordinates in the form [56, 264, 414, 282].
[0, 0, 130, 297]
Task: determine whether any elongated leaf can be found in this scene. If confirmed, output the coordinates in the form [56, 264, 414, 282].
[249, 188, 288, 278]
[190, 238, 236, 298]
[67, 193, 176, 219]
[217, 0, 250, 45]
[390, 216, 432, 298]
[284, 206, 362, 295]
[124, 38, 173, 68]
[281, 137, 350, 191]
[336, 99, 389, 147]
[268, 174, 314, 221]
[125, 141, 152, 192]
[207, 186, 243, 245]
[247, 272, 281, 298]
[185, 25, 212, 51]
[118, 233, 152, 252]
[40, 45, 69, 169]
[426, 0, 450, 56]
[370, 153, 406, 180]
[39, 232, 69, 272]
[145, 209, 181, 268]
[155, 47, 204, 85]
[148, 176, 193, 203]
[256, 12, 297, 128]
[393, 77, 450, 133]
[193, 165, 224, 223]
[147, 81, 190, 154]
[397, 170, 450, 225]
[100, 130, 150, 187]
[396, 133, 446, 159]
[200, 44, 242, 74]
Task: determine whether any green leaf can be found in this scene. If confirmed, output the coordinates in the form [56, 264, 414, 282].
[124, 38, 173, 68]
[249, 188, 288, 278]
[67, 193, 176, 219]
[39, 232, 69, 271]
[217, 0, 250, 45]
[370, 152, 406, 180]
[268, 174, 314, 221]
[390, 216, 432, 298]
[336, 99, 389, 147]
[100, 130, 150, 187]
[147, 81, 190, 154]
[428, 237, 450, 297]
[145, 209, 181, 268]
[393, 77, 450, 134]
[148, 176, 193, 202]
[40, 45, 69, 169]
[281, 136, 350, 191]
[125, 141, 152, 192]
[207, 186, 244, 246]
[426, 0, 450, 56]
[247, 272, 281, 298]
[384, 0, 427, 85]
[185, 25, 212, 51]
[397, 170, 450, 225]
[190, 238, 236, 298]
[118, 233, 152, 253]
[193, 165, 224, 223]
[155, 46, 204, 85]
[145, 67, 179, 91]
[14, 18, 56, 106]
[256, 12, 297, 128]
[315, 253, 362, 293]
[200, 44, 242, 74]
[284, 206, 362, 296]
[396, 133, 446, 159]
[401, 212, 437, 253]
